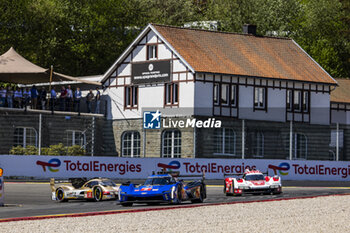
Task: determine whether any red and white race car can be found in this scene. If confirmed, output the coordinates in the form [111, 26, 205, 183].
[224, 169, 282, 196]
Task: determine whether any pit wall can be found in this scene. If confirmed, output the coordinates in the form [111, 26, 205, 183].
[1, 155, 350, 181]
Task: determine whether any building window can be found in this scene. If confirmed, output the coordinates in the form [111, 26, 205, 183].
[294, 133, 307, 159]
[162, 129, 181, 158]
[214, 128, 236, 155]
[165, 83, 179, 106]
[254, 87, 266, 110]
[221, 84, 229, 105]
[303, 91, 309, 113]
[214, 83, 219, 105]
[287, 90, 292, 111]
[231, 85, 237, 107]
[252, 131, 264, 157]
[125, 86, 138, 109]
[66, 130, 86, 148]
[287, 90, 309, 113]
[213, 83, 237, 107]
[147, 45, 157, 60]
[122, 131, 141, 157]
[13, 127, 37, 147]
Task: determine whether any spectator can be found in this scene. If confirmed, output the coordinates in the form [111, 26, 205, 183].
[23, 88, 31, 108]
[86, 89, 94, 113]
[59, 86, 67, 111]
[30, 85, 38, 109]
[14, 87, 22, 108]
[50, 87, 57, 111]
[95, 87, 101, 114]
[6, 86, 13, 108]
[66, 85, 73, 111]
[40, 87, 47, 110]
[74, 87, 82, 113]
[0, 87, 6, 107]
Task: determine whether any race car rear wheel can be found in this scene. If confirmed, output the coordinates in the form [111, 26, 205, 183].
[191, 185, 205, 203]
[93, 187, 103, 202]
[56, 188, 68, 202]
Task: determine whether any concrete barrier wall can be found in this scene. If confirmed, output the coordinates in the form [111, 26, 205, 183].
[0, 155, 350, 181]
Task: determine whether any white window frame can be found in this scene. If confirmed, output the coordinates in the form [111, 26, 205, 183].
[287, 90, 309, 113]
[165, 83, 179, 105]
[147, 45, 157, 60]
[254, 87, 266, 109]
[303, 91, 309, 113]
[231, 84, 237, 107]
[287, 90, 292, 111]
[66, 130, 86, 149]
[125, 86, 138, 108]
[213, 83, 219, 105]
[220, 84, 229, 106]
[293, 90, 302, 112]
[13, 127, 38, 148]
[162, 129, 181, 158]
[214, 128, 236, 156]
[121, 131, 141, 157]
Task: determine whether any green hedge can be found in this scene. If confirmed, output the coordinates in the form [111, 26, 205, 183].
[10, 144, 86, 156]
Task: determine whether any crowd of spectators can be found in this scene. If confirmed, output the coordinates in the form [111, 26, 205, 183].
[0, 85, 102, 114]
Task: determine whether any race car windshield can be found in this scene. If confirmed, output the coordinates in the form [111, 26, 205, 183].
[245, 174, 265, 181]
[100, 180, 117, 187]
[144, 177, 171, 185]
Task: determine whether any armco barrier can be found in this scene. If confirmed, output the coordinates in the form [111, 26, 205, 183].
[0, 155, 350, 181]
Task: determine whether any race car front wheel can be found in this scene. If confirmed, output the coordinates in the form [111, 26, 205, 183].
[56, 188, 68, 202]
[93, 187, 103, 202]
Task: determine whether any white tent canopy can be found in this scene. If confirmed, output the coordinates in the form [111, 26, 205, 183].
[0, 47, 101, 85]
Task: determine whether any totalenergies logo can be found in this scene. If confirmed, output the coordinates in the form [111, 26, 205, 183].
[157, 161, 181, 171]
[36, 158, 61, 172]
[268, 162, 290, 176]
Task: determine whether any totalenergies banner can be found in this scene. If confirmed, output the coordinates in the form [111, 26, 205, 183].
[0, 155, 350, 181]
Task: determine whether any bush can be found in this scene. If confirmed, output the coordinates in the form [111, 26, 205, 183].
[41, 147, 50, 155]
[24, 145, 38, 155]
[67, 145, 85, 156]
[47, 143, 67, 156]
[9, 144, 86, 156]
[9, 146, 25, 155]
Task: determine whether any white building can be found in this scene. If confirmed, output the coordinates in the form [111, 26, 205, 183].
[100, 24, 340, 160]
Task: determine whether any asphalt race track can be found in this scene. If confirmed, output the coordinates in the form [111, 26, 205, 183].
[1, 182, 350, 219]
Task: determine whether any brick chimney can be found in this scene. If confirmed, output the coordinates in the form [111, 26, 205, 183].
[243, 24, 257, 36]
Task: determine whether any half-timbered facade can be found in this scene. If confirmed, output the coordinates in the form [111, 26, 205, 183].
[101, 24, 339, 160]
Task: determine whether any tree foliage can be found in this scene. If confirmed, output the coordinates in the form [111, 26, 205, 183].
[0, 0, 349, 78]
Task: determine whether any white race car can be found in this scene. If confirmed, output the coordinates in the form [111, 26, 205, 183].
[224, 169, 282, 196]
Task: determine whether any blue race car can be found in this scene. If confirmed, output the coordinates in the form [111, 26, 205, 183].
[118, 171, 206, 206]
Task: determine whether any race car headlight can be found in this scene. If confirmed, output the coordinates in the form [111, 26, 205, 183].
[171, 186, 176, 199]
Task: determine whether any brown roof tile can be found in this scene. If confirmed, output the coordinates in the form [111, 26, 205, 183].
[153, 24, 336, 85]
[331, 79, 350, 103]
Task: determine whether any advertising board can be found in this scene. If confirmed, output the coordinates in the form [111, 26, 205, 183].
[0, 155, 350, 181]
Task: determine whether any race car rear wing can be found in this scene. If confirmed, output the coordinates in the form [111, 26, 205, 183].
[224, 173, 244, 177]
[50, 178, 88, 191]
[224, 170, 269, 177]
[154, 171, 205, 180]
